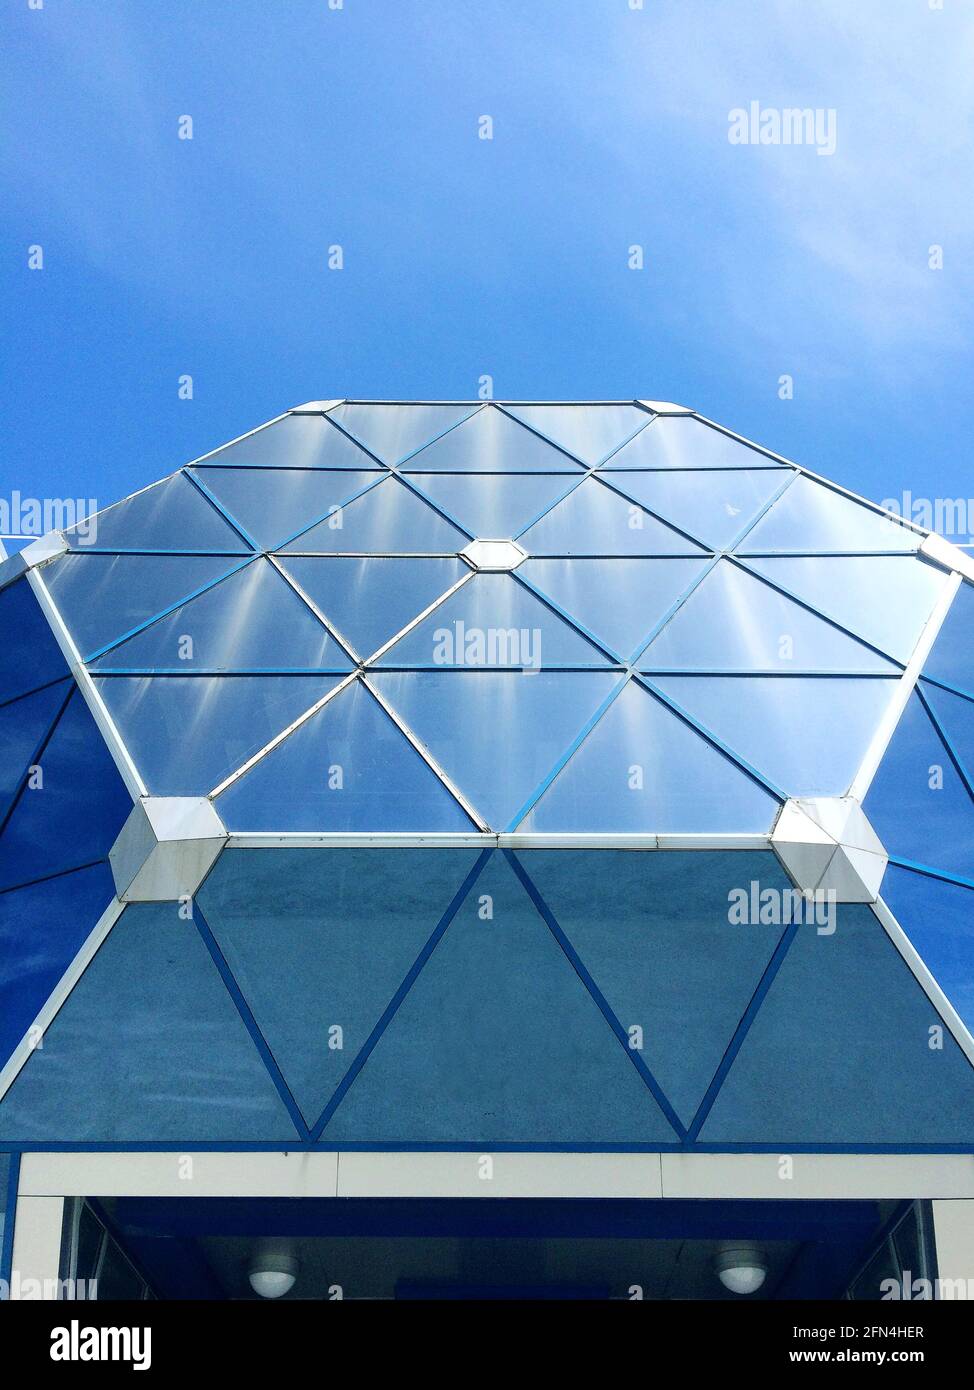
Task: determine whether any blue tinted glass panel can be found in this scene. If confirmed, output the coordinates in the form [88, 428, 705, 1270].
[922, 580, 974, 696]
[922, 681, 974, 790]
[278, 556, 466, 659]
[699, 904, 974, 1144]
[379, 573, 613, 668]
[652, 675, 899, 798]
[0, 681, 70, 818]
[281, 477, 468, 554]
[0, 577, 71, 704]
[743, 555, 948, 664]
[864, 693, 974, 880]
[609, 469, 790, 550]
[520, 680, 780, 833]
[402, 405, 583, 472]
[93, 674, 341, 796]
[202, 413, 382, 469]
[92, 559, 353, 672]
[329, 404, 477, 464]
[502, 405, 650, 465]
[737, 475, 920, 553]
[605, 416, 784, 470]
[198, 847, 482, 1126]
[66, 474, 251, 553]
[216, 678, 476, 832]
[322, 852, 679, 1143]
[639, 560, 898, 672]
[190, 467, 381, 551]
[0, 862, 115, 1070]
[517, 557, 709, 662]
[370, 670, 621, 830]
[1, 537, 33, 556]
[405, 472, 579, 541]
[518, 478, 706, 556]
[0, 904, 298, 1142]
[881, 864, 974, 1036]
[43, 553, 246, 661]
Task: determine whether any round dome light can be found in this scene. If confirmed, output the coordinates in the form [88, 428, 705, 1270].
[715, 1242, 767, 1296]
[248, 1242, 298, 1299]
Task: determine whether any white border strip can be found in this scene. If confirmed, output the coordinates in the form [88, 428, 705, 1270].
[221, 831, 774, 850]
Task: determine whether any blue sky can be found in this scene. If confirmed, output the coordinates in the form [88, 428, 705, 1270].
[3, 0, 972, 528]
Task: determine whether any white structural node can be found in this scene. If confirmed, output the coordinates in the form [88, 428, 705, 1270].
[772, 796, 889, 904]
[460, 538, 527, 572]
[109, 797, 227, 902]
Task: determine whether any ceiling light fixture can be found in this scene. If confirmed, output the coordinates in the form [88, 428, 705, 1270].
[248, 1240, 298, 1299]
[715, 1242, 767, 1296]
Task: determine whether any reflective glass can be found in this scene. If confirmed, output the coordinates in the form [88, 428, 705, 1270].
[652, 675, 899, 797]
[921, 680, 974, 789]
[92, 558, 353, 672]
[0, 680, 70, 818]
[922, 580, 974, 695]
[328, 403, 478, 464]
[0, 690, 131, 891]
[518, 557, 710, 661]
[520, 680, 781, 833]
[43, 552, 245, 662]
[66, 473, 251, 554]
[405, 472, 579, 541]
[377, 573, 614, 668]
[0, 862, 115, 1071]
[502, 404, 650, 465]
[1, 536, 33, 556]
[605, 415, 785, 470]
[402, 404, 583, 472]
[202, 412, 382, 469]
[369, 670, 621, 830]
[742, 555, 948, 663]
[864, 692, 974, 880]
[278, 556, 466, 659]
[93, 674, 342, 796]
[190, 467, 381, 551]
[881, 864, 974, 1036]
[518, 477, 706, 556]
[322, 851, 678, 1143]
[699, 904, 974, 1144]
[215, 678, 476, 832]
[0, 577, 71, 703]
[198, 846, 482, 1125]
[737, 475, 921, 553]
[639, 560, 899, 672]
[0, 903, 298, 1142]
[609, 469, 790, 550]
[281, 477, 468, 554]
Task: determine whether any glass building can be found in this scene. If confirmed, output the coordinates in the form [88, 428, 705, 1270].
[2, 399, 973, 1300]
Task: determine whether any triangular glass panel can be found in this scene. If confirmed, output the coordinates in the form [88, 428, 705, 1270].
[43, 552, 247, 662]
[518, 477, 707, 556]
[0, 690, 132, 892]
[404, 472, 578, 540]
[605, 416, 785, 470]
[698, 905, 974, 1144]
[737, 475, 920, 553]
[65, 473, 251, 554]
[198, 846, 483, 1126]
[277, 556, 466, 660]
[215, 678, 476, 832]
[742, 555, 949, 664]
[0, 577, 71, 704]
[518, 557, 710, 661]
[91, 559, 353, 672]
[202, 413, 382, 469]
[639, 560, 899, 672]
[402, 404, 584, 472]
[92, 674, 342, 796]
[652, 675, 899, 798]
[328, 403, 478, 464]
[0, 680, 70, 819]
[520, 680, 780, 833]
[0, 903, 299, 1142]
[502, 405, 650, 465]
[369, 670, 621, 831]
[190, 467, 381, 551]
[0, 861, 115, 1072]
[921, 680, 974, 791]
[321, 852, 680, 1143]
[521, 848, 795, 1127]
[280, 477, 468, 554]
[864, 692, 974, 881]
[1, 536, 33, 557]
[922, 580, 974, 696]
[376, 573, 613, 668]
[881, 864, 974, 1037]
[609, 469, 788, 551]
